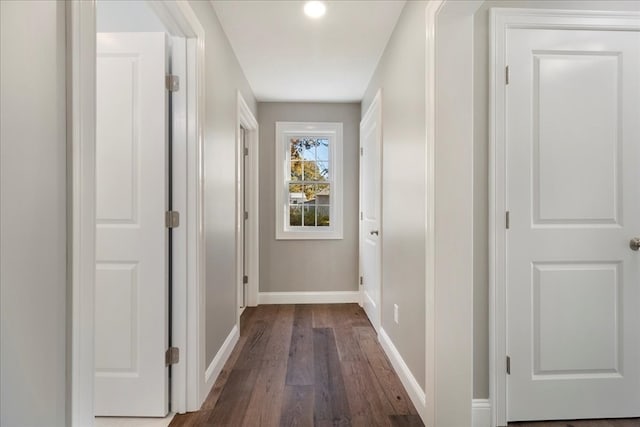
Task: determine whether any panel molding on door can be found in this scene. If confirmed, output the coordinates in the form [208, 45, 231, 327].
[489, 9, 640, 426]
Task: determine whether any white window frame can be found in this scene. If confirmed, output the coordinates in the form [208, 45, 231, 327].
[275, 121, 343, 240]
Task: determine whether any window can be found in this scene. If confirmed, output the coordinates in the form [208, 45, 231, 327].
[275, 122, 343, 239]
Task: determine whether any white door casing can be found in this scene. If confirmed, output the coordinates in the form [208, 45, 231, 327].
[236, 92, 259, 313]
[360, 90, 382, 332]
[491, 11, 640, 422]
[95, 32, 169, 417]
[239, 125, 247, 313]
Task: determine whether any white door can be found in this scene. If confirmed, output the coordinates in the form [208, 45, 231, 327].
[95, 32, 169, 417]
[360, 92, 382, 332]
[506, 27, 640, 421]
[240, 125, 248, 312]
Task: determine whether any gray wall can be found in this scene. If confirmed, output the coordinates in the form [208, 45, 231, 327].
[188, 0, 258, 365]
[472, 0, 640, 399]
[0, 1, 68, 425]
[96, 0, 166, 33]
[361, 1, 427, 391]
[258, 103, 360, 293]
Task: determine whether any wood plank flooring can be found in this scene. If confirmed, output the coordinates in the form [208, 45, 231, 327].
[170, 304, 423, 427]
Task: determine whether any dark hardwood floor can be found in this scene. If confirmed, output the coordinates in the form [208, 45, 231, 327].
[170, 303, 423, 427]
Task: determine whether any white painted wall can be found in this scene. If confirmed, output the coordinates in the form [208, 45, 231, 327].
[472, 0, 640, 400]
[257, 102, 360, 294]
[433, 3, 480, 425]
[96, 0, 167, 33]
[0, 1, 68, 425]
[187, 0, 258, 365]
[361, 1, 427, 391]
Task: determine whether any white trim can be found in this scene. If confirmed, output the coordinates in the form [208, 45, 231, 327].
[168, 34, 188, 416]
[95, 414, 175, 427]
[489, 8, 640, 426]
[203, 325, 239, 399]
[236, 92, 260, 315]
[275, 121, 344, 240]
[430, 2, 483, 426]
[258, 291, 360, 305]
[67, 1, 97, 425]
[472, 399, 492, 427]
[378, 328, 427, 421]
[423, 2, 442, 426]
[146, 1, 207, 413]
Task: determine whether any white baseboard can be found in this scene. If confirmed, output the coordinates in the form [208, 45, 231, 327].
[472, 399, 491, 427]
[94, 414, 175, 427]
[202, 324, 239, 404]
[258, 291, 360, 305]
[378, 328, 427, 422]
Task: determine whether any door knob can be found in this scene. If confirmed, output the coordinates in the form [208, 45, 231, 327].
[631, 238, 640, 251]
[370, 230, 379, 236]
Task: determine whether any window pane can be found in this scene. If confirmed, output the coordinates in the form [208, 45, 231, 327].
[290, 160, 302, 181]
[289, 183, 306, 204]
[289, 205, 302, 226]
[303, 161, 325, 181]
[303, 205, 316, 227]
[317, 205, 330, 226]
[317, 161, 329, 180]
[315, 183, 330, 205]
[290, 138, 315, 161]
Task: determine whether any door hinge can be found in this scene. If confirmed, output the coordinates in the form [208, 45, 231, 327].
[244, 211, 249, 220]
[244, 147, 249, 156]
[243, 275, 249, 284]
[165, 211, 180, 228]
[360, 147, 364, 156]
[360, 211, 363, 220]
[165, 347, 179, 366]
[505, 66, 510, 85]
[359, 276, 363, 285]
[166, 74, 180, 92]
[505, 211, 510, 229]
[506, 355, 511, 375]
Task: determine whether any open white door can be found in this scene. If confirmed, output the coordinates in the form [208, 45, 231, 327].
[95, 32, 169, 417]
[505, 26, 640, 421]
[360, 91, 382, 332]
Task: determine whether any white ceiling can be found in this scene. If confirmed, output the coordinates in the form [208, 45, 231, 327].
[211, 0, 406, 102]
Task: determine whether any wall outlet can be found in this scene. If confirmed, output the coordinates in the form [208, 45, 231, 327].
[394, 304, 399, 324]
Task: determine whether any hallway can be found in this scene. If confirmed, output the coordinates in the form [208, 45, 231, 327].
[170, 304, 423, 426]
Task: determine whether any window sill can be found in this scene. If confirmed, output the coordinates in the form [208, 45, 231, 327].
[276, 229, 343, 240]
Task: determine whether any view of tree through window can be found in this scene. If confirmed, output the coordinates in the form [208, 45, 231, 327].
[288, 137, 331, 227]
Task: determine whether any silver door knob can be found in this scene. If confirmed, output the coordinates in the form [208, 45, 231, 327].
[630, 237, 640, 251]
[370, 230, 379, 236]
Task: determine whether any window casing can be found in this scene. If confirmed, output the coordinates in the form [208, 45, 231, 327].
[275, 122, 343, 240]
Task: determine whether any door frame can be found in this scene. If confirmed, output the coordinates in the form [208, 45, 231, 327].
[359, 89, 383, 333]
[236, 91, 259, 317]
[67, 1, 206, 424]
[489, 8, 640, 426]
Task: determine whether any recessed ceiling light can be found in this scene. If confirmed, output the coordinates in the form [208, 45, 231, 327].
[304, 1, 326, 19]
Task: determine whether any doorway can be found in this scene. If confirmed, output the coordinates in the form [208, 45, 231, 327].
[69, 1, 206, 424]
[491, 8, 640, 424]
[236, 93, 260, 318]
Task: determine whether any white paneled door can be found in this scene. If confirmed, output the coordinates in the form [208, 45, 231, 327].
[360, 92, 382, 332]
[95, 33, 169, 417]
[506, 28, 640, 421]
